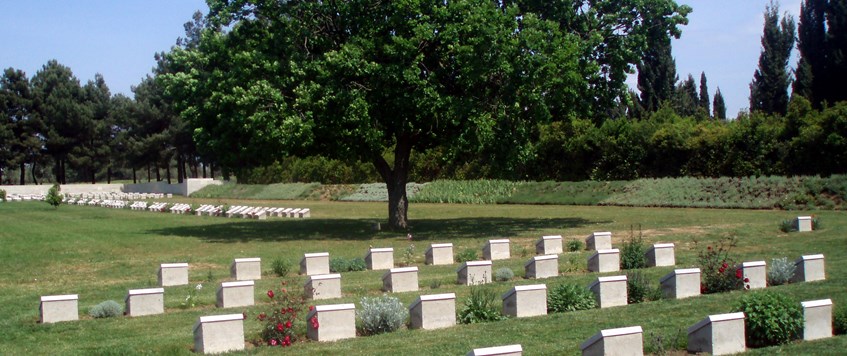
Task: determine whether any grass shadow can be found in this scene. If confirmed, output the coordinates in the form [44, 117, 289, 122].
[148, 217, 601, 243]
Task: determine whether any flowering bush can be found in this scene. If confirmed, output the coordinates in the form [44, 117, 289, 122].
[696, 237, 742, 293]
[357, 295, 407, 335]
[257, 280, 310, 347]
[733, 290, 802, 347]
[180, 284, 203, 309]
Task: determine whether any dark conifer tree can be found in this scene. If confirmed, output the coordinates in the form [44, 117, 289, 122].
[713, 87, 727, 120]
[750, 2, 796, 115]
[699, 72, 710, 115]
[793, 0, 827, 104]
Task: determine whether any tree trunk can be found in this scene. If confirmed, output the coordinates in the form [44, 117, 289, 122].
[373, 136, 413, 230]
[133, 168, 137, 184]
[202, 162, 207, 178]
[19, 162, 26, 185]
[156, 166, 161, 181]
[147, 163, 151, 182]
[107, 166, 112, 184]
[210, 163, 215, 179]
[177, 155, 184, 184]
[31, 162, 39, 185]
[166, 163, 172, 184]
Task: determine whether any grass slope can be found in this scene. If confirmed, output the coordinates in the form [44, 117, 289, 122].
[0, 201, 844, 354]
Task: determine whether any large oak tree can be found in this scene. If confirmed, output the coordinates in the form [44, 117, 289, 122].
[160, 0, 689, 229]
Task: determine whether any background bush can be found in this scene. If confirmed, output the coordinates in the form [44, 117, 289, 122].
[330, 257, 367, 273]
[494, 267, 514, 282]
[547, 283, 597, 313]
[458, 287, 506, 324]
[767, 257, 795, 286]
[45, 184, 62, 208]
[357, 296, 407, 335]
[89, 300, 123, 318]
[733, 291, 803, 347]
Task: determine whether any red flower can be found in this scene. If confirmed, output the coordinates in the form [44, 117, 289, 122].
[707, 246, 712, 250]
[719, 266, 726, 273]
[745, 285, 751, 290]
[282, 288, 287, 294]
[242, 312, 247, 320]
[735, 269, 743, 279]
[269, 339, 278, 346]
[258, 312, 267, 321]
[285, 321, 292, 329]
[276, 322, 284, 332]
[267, 290, 275, 299]
[284, 335, 291, 343]
[721, 262, 728, 269]
[743, 277, 750, 283]
[281, 308, 286, 315]
[309, 305, 315, 311]
[287, 307, 294, 313]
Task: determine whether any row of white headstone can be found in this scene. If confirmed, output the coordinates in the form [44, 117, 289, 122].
[69, 197, 312, 219]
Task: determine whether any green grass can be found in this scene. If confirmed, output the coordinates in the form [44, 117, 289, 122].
[1, 201, 844, 354]
[189, 182, 318, 200]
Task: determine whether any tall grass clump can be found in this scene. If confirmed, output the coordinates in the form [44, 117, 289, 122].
[272, 258, 292, 277]
[547, 283, 596, 313]
[411, 180, 523, 204]
[358, 296, 407, 335]
[458, 287, 506, 324]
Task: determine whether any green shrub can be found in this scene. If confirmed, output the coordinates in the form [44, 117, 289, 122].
[400, 244, 416, 267]
[455, 248, 478, 263]
[835, 306, 847, 335]
[357, 295, 407, 335]
[733, 290, 803, 347]
[330, 257, 367, 273]
[89, 300, 123, 318]
[812, 216, 822, 230]
[643, 329, 687, 355]
[272, 258, 292, 277]
[494, 267, 514, 282]
[458, 287, 506, 324]
[45, 184, 63, 208]
[778, 219, 794, 233]
[547, 283, 596, 313]
[0, 189, 6, 202]
[411, 179, 523, 204]
[767, 257, 795, 286]
[566, 239, 583, 252]
[620, 226, 647, 270]
[697, 237, 741, 293]
[627, 271, 658, 304]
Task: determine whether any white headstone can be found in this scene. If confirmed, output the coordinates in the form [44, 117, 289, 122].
[39, 294, 79, 323]
[483, 239, 511, 261]
[158, 263, 189, 287]
[409, 293, 456, 330]
[792, 254, 825, 282]
[659, 268, 701, 299]
[365, 248, 394, 270]
[231, 257, 261, 281]
[502, 284, 547, 318]
[305, 274, 342, 300]
[193, 314, 245, 354]
[687, 312, 746, 356]
[216, 281, 255, 308]
[306, 303, 356, 342]
[588, 249, 620, 273]
[586, 232, 612, 251]
[580, 326, 643, 356]
[645, 243, 675, 267]
[457, 261, 493, 285]
[467, 344, 523, 356]
[382, 267, 419, 293]
[426, 243, 454, 265]
[524, 254, 559, 279]
[589, 275, 628, 308]
[536, 235, 563, 255]
[300, 252, 330, 276]
[801, 299, 833, 341]
[126, 288, 164, 317]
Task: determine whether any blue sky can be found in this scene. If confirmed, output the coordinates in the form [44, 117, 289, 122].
[1, 1, 801, 118]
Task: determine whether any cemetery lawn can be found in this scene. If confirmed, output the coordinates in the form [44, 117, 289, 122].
[0, 200, 845, 355]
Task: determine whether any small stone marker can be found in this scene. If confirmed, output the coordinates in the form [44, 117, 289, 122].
[483, 239, 511, 260]
[126, 288, 164, 317]
[193, 314, 245, 354]
[365, 248, 394, 270]
[39, 294, 78, 323]
[230, 258, 261, 281]
[158, 263, 189, 287]
[588, 249, 620, 273]
[467, 344, 523, 356]
[502, 284, 547, 318]
[687, 312, 746, 356]
[796, 216, 812, 232]
[409, 293, 456, 330]
[300, 252, 330, 276]
[305, 274, 342, 300]
[382, 267, 419, 293]
[307, 303, 356, 342]
[457, 261, 493, 285]
[740, 261, 767, 289]
[524, 255, 559, 279]
[580, 326, 643, 356]
[426, 243, 454, 265]
[792, 254, 826, 282]
[589, 275, 628, 308]
[535, 235, 563, 255]
[645, 243, 675, 267]
[586, 232, 612, 251]
[801, 299, 833, 341]
[659, 268, 701, 299]
[216, 281, 255, 308]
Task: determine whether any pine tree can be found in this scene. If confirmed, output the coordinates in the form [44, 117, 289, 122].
[749, 2, 796, 115]
[713, 87, 727, 119]
[699, 72, 710, 115]
[824, 0, 847, 104]
[637, 13, 678, 112]
[793, 0, 827, 104]
[674, 74, 699, 117]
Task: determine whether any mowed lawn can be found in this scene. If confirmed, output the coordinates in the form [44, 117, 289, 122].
[0, 200, 845, 355]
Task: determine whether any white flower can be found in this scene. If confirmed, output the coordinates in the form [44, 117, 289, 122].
[195, 284, 203, 290]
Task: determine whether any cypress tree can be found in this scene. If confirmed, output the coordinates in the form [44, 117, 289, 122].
[793, 0, 827, 104]
[749, 2, 796, 116]
[637, 14, 678, 112]
[824, 0, 847, 104]
[713, 87, 727, 120]
[674, 74, 699, 117]
[699, 72, 710, 114]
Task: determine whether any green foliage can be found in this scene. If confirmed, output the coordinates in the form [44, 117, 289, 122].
[45, 183, 62, 208]
[494, 268, 514, 282]
[697, 237, 741, 294]
[258, 280, 308, 347]
[733, 290, 803, 347]
[455, 248, 478, 263]
[835, 305, 847, 335]
[627, 271, 660, 304]
[337, 183, 425, 202]
[779, 219, 795, 233]
[329, 257, 367, 273]
[272, 258, 292, 277]
[400, 244, 416, 267]
[620, 226, 647, 270]
[191, 182, 318, 200]
[767, 257, 796, 286]
[89, 300, 123, 318]
[357, 296, 407, 336]
[643, 329, 687, 355]
[547, 283, 597, 313]
[179, 283, 203, 309]
[458, 287, 506, 324]
[237, 156, 378, 184]
[411, 180, 523, 204]
[566, 239, 583, 252]
[749, 2, 796, 116]
[0, 189, 6, 202]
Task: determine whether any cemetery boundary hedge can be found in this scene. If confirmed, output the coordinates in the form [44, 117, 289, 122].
[191, 175, 847, 210]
